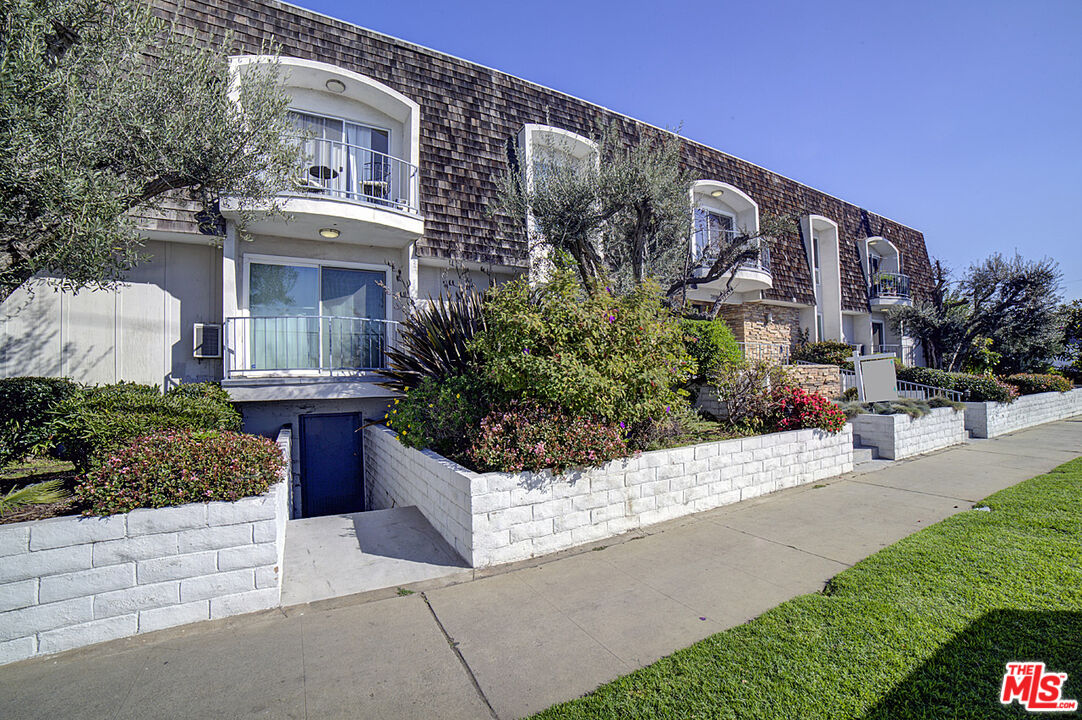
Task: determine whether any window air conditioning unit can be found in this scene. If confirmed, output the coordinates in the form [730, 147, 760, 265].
[193, 323, 222, 359]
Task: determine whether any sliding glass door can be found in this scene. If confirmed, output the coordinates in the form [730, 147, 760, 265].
[321, 268, 386, 369]
[247, 261, 387, 371]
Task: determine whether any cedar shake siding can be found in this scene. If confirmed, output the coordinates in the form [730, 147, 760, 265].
[147, 0, 932, 311]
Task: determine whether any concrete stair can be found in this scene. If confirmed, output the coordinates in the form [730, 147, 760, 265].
[851, 433, 880, 463]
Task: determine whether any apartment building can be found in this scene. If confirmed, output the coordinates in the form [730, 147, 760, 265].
[0, 0, 931, 517]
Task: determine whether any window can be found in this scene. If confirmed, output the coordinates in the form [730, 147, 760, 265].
[813, 234, 822, 285]
[247, 259, 387, 371]
[693, 208, 736, 259]
[290, 110, 393, 203]
[816, 313, 825, 341]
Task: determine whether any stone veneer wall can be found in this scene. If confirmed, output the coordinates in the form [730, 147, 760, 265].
[785, 364, 843, 398]
[850, 407, 966, 460]
[365, 424, 853, 568]
[0, 429, 292, 666]
[964, 389, 1082, 439]
[718, 303, 802, 348]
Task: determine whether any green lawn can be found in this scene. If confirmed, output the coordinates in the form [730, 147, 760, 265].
[536, 458, 1082, 719]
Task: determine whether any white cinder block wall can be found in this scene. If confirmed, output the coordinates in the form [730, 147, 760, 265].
[0, 428, 292, 666]
[965, 389, 1082, 438]
[365, 424, 854, 568]
[851, 407, 966, 460]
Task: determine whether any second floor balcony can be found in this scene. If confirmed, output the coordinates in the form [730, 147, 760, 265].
[870, 272, 912, 307]
[288, 135, 419, 215]
[220, 136, 424, 248]
[687, 227, 773, 300]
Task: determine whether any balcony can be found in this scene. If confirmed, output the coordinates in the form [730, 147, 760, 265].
[870, 272, 912, 308]
[686, 228, 773, 302]
[224, 315, 398, 378]
[220, 136, 423, 247]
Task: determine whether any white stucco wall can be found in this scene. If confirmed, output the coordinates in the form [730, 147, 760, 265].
[0, 240, 222, 388]
[850, 406, 966, 460]
[964, 389, 1082, 438]
[365, 424, 854, 568]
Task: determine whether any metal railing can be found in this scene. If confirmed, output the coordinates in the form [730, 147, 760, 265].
[286, 135, 420, 214]
[694, 228, 771, 275]
[870, 272, 911, 299]
[841, 367, 964, 402]
[738, 341, 790, 364]
[225, 315, 398, 376]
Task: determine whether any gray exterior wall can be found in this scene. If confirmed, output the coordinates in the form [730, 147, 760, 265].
[0, 241, 222, 388]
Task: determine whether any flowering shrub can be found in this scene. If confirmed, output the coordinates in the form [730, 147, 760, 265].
[472, 272, 692, 447]
[1003, 373, 1073, 395]
[468, 401, 629, 473]
[388, 373, 499, 464]
[708, 361, 790, 432]
[772, 386, 847, 433]
[75, 430, 284, 516]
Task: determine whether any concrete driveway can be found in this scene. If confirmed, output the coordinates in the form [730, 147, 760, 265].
[0, 417, 1078, 720]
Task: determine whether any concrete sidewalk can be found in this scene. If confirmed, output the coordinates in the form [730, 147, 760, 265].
[0, 418, 1078, 720]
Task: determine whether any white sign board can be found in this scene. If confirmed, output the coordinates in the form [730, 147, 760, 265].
[854, 352, 899, 402]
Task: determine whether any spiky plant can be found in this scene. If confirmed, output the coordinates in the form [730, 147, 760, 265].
[0, 480, 69, 516]
[381, 290, 488, 393]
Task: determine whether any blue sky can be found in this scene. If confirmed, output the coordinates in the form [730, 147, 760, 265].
[296, 0, 1082, 301]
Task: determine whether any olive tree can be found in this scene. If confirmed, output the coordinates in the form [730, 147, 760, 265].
[491, 123, 786, 316]
[0, 0, 298, 301]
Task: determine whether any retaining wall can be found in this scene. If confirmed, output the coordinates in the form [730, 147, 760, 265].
[365, 424, 853, 568]
[964, 389, 1082, 439]
[850, 407, 966, 460]
[0, 428, 292, 666]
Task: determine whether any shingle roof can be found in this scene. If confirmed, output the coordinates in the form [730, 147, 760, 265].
[148, 0, 933, 310]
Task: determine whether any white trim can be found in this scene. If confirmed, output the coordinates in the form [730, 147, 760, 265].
[689, 180, 759, 216]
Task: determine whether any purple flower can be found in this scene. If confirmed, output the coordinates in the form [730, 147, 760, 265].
[523, 348, 530, 355]
[619, 421, 626, 429]
[665, 405, 671, 413]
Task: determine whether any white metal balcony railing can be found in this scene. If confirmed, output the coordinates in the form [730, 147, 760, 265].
[738, 342, 791, 364]
[840, 367, 964, 402]
[694, 228, 771, 276]
[287, 136, 420, 214]
[225, 316, 399, 377]
[870, 272, 911, 299]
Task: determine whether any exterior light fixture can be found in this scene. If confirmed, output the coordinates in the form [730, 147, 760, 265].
[319, 227, 341, 239]
[710, 189, 724, 197]
[325, 79, 346, 93]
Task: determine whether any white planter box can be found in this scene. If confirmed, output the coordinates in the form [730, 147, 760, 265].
[964, 389, 1082, 438]
[0, 428, 292, 667]
[365, 424, 854, 568]
[850, 406, 965, 460]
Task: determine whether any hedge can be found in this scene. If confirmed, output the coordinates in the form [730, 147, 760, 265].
[895, 366, 1017, 403]
[680, 319, 742, 380]
[0, 377, 82, 467]
[49, 382, 241, 470]
[1003, 373, 1073, 395]
[791, 341, 854, 367]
